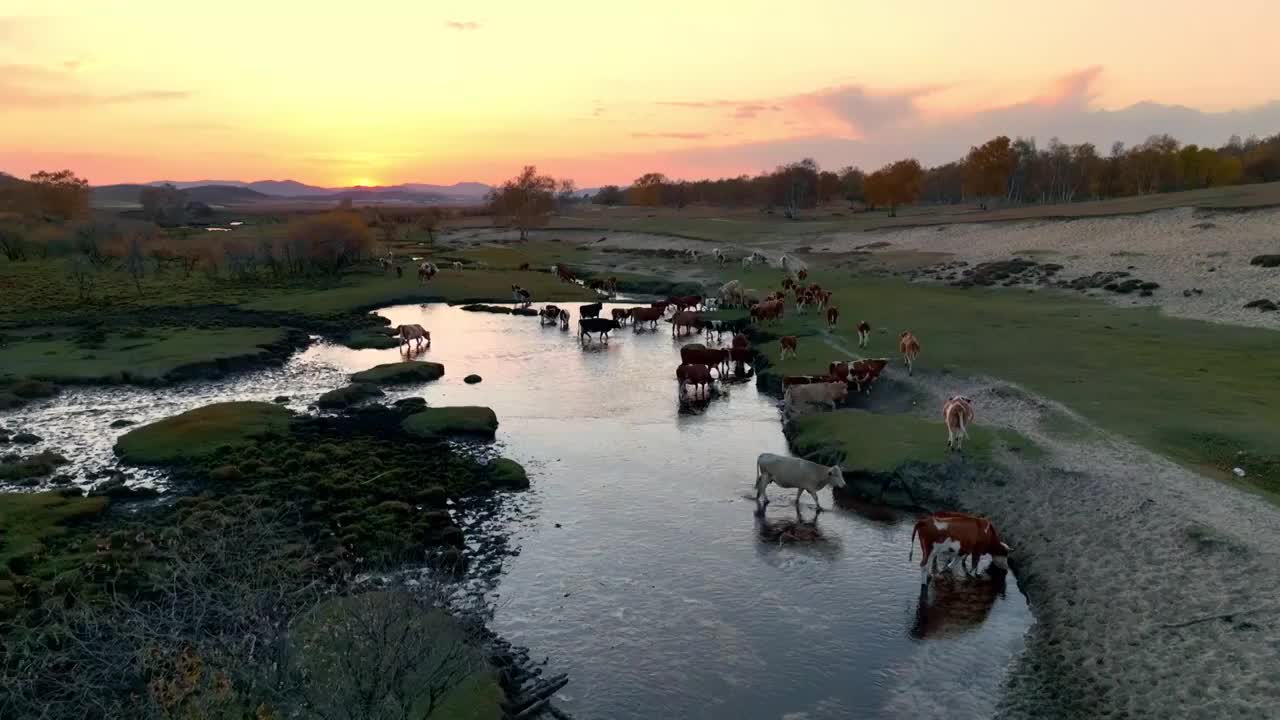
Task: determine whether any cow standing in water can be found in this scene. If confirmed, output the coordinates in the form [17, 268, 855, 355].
[755, 453, 846, 513]
[943, 396, 975, 450]
[857, 321, 871, 348]
[899, 331, 921, 375]
[395, 323, 431, 350]
[910, 512, 1010, 586]
[511, 285, 532, 308]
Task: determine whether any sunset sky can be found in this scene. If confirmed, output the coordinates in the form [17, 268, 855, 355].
[3, 1, 1279, 187]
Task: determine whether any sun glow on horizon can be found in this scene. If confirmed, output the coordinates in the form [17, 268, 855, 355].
[348, 178, 379, 188]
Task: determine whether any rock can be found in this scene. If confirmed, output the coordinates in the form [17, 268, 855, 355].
[460, 304, 512, 314]
[209, 464, 244, 482]
[273, 395, 290, 403]
[109, 419, 135, 428]
[1243, 299, 1278, 312]
[12, 432, 41, 445]
[351, 361, 445, 385]
[7, 380, 58, 400]
[393, 396, 428, 410]
[91, 476, 160, 499]
[1249, 254, 1280, 268]
[401, 406, 499, 439]
[0, 449, 69, 481]
[317, 383, 385, 409]
[487, 458, 529, 489]
[512, 308, 538, 317]
[464, 374, 482, 384]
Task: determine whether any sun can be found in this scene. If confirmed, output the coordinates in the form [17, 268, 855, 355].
[349, 177, 379, 187]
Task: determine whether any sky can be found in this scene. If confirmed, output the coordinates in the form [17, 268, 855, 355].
[2, 0, 1279, 187]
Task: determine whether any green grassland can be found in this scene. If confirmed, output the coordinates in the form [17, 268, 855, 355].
[726, 265, 1280, 497]
[114, 401, 293, 464]
[0, 326, 289, 384]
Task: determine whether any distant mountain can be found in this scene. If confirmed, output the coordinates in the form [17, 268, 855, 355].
[93, 184, 270, 205]
[143, 179, 493, 200]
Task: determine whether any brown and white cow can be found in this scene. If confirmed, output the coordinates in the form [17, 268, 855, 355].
[779, 335, 798, 360]
[943, 395, 976, 451]
[610, 307, 633, 324]
[826, 306, 839, 328]
[732, 334, 750, 350]
[856, 321, 871, 348]
[417, 262, 438, 284]
[910, 512, 1010, 585]
[899, 331, 921, 375]
[681, 345, 730, 375]
[539, 305, 561, 325]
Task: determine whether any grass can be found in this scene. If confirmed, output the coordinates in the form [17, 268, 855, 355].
[0, 326, 288, 384]
[726, 266, 1280, 497]
[114, 401, 292, 464]
[791, 408, 1040, 473]
[0, 491, 108, 581]
[401, 407, 499, 439]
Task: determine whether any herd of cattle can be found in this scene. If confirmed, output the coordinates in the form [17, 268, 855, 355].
[398, 255, 1006, 586]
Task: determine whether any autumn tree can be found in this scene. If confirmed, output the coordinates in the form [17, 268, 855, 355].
[837, 166, 866, 206]
[287, 210, 373, 276]
[962, 136, 1016, 209]
[25, 169, 90, 220]
[628, 173, 669, 207]
[865, 159, 924, 217]
[487, 166, 558, 240]
[817, 171, 841, 205]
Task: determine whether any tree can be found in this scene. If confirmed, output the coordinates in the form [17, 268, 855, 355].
[123, 232, 147, 295]
[0, 226, 28, 261]
[816, 171, 841, 205]
[627, 173, 668, 207]
[865, 159, 923, 217]
[771, 159, 819, 219]
[837, 166, 865, 206]
[26, 169, 90, 220]
[287, 211, 373, 276]
[962, 136, 1016, 209]
[487, 166, 558, 240]
[556, 178, 578, 209]
[592, 185, 625, 205]
[139, 184, 190, 225]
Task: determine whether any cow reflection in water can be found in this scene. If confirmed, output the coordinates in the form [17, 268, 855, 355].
[399, 343, 429, 361]
[911, 572, 1007, 640]
[755, 507, 828, 546]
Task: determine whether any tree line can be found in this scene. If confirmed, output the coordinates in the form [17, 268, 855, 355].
[586, 131, 1280, 215]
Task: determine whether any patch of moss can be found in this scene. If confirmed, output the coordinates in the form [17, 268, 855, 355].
[401, 407, 499, 439]
[317, 383, 385, 409]
[343, 328, 401, 349]
[114, 401, 292, 464]
[0, 450, 70, 481]
[351, 361, 445, 385]
[0, 491, 108, 575]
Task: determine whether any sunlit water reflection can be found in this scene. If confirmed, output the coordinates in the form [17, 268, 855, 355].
[4, 302, 1031, 719]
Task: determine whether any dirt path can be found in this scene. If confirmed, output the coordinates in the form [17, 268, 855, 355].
[819, 333, 1280, 719]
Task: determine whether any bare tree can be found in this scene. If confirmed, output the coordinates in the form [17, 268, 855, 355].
[124, 233, 147, 295]
[66, 252, 96, 302]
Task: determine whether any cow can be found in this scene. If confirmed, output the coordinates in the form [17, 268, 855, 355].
[511, 285, 532, 307]
[395, 265, 403, 279]
[671, 295, 703, 311]
[539, 305, 561, 325]
[395, 323, 431, 349]
[518, 262, 530, 271]
[857, 321, 871, 348]
[732, 334, 749, 350]
[729, 346, 752, 373]
[579, 318, 621, 344]
[558, 309, 571, 329]
[943, 396, 976, 451]
[826, 306, 839, 328]
[580, 302, 603, 319]
[827, 361, 850, 383]
[669, 310, 702, 337]
[899, 331, 921, 375]
[605, 276, 619, 296]
[452, 261, 463, 270]
[702, 319, 728, 340]
[676, 363, 714, 398]
[849, 358, 889, 394]
[417, 262, 438, 284]
[631, 306, 664, 330]
[379, 257, 393, 273]
[554, 264, 577, 283]
[784, 382, 848, 412]
[755, 452, 846, 513]
[910, 512, 1010, 586]
[779, 336, 798, 360]
[798, 269, 808, 282]
[610, 307, 632, 324]
[681, 346, 730, 375]
[782, 374, 831, 387]
[741, 256, 754, 268]
[718, 280, 744, 308]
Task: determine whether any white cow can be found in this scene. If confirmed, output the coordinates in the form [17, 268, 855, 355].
[784, 382, 849, 413]
[755, 452, 846, 512]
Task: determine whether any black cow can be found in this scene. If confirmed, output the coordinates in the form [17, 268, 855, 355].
[579, 302, 603, 319]
[579, 318, 621, 344]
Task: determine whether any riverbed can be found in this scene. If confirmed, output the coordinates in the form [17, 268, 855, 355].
[3, 302, 1032, 719]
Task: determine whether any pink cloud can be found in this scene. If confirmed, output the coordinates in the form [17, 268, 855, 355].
[444, 20, 481, 31]
[0, 63, 190, 108]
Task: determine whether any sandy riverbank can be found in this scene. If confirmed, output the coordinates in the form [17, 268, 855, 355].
[816, 206, 1280, 330]
[869, 363, 1280, 718]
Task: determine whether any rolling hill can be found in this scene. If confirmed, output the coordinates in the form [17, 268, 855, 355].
[92, 184, 271, 206]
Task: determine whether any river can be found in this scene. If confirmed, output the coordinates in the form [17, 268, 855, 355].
[4, 302, 1032, 719]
